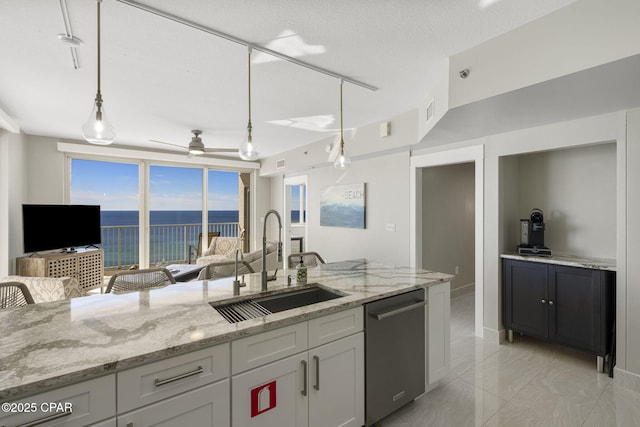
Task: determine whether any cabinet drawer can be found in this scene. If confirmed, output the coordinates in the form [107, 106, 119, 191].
[117, 381, 230, 427]
[117, 344, 229, 413]
[308, 307, 363, 348]
[232, 322, 308, 375]
[0, 374, 115, 427]
[90, 418, 116, 427]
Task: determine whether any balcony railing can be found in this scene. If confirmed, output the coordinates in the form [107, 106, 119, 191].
[101, 222, 240, 269]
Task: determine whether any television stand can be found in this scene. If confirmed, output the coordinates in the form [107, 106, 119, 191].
[16, 249, 104, 292]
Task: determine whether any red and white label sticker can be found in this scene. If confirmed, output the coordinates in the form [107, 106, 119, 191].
[251, 380, 277, 417]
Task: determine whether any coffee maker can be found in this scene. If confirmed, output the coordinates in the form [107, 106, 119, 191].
[518, 208, 552, 256]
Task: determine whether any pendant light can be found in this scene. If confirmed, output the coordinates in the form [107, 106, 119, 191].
[238, 47, 259, 160]
[334, 78, 351, 170]
[81, 0, 115, 145]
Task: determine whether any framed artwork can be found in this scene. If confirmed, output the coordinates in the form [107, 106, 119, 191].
[320, 183, 366, 229]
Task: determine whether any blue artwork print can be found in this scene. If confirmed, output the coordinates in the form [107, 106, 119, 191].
[320, 183, 366, 229]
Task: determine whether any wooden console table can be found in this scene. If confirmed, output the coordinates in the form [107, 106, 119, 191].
[16, 249, 104, 292]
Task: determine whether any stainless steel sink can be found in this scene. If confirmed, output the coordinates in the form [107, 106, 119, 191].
[211, 285, 344, 323]
[253, 286, 343, 313]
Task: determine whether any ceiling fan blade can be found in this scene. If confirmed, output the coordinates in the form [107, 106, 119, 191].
[203, 147, 238, 153]
[149, 139, 187, 150]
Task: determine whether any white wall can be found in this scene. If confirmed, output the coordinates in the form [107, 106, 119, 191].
[262, 110, 420, 267]
[421, 162, 475, 294]
[0, 131, 26, 276]
[25, 135, 66, 203]
[449, 0, 640, 108]
[304, 152, 410, 266]
[502, 143, 617, 259]
[625, 108, 640, 377]
[0, 130, 8, 276]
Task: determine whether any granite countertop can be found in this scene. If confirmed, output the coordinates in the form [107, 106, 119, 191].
[0, 259, 452, 401]
[500, 253, 616, 271]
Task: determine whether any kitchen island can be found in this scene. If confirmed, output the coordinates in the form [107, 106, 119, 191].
[0, 259, 452, 426]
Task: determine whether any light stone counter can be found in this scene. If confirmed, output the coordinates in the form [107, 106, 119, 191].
[0, 259, 452, 401]
[500, 253, 616, 271]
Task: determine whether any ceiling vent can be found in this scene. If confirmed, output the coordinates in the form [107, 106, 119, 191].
[426, 99, 434, 124]
[276, 159, 286, 169]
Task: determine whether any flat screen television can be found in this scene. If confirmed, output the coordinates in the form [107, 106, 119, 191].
[22, 204, 102, 253]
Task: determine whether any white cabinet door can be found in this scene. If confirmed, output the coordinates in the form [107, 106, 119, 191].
[117, 381, 229, 427]
[0, 375, 115, 427]
[427, 281, 451, 384]
[308, 333, 364, 427]
[90, 418, 116, 427]
[232, 353, 308, 427]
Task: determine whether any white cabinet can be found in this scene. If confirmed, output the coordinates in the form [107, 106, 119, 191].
[0, 375, 115, 427]
[90, 418, 117, 427]
[308, 334, 364, 427]
[116, 343, 230, 426]
[427, 281, 451, 385]
[117, 344, 229, 413]
[117, 381, 230, 427]
[231, 307, 364, 427]
[232, 322, 307, 375]
[232, 353, 308, 427]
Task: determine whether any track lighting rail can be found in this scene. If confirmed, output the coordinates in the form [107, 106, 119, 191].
[114, 0, 378, 91]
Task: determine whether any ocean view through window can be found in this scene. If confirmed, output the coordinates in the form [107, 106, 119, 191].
[70, 159, 244, 269]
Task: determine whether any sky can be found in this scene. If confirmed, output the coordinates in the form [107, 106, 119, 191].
[70, 159, 240, 211]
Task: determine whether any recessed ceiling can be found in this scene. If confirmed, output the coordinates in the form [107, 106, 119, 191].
[0, 0, 577, 159]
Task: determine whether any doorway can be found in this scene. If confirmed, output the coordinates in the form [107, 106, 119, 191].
[421, 162, 475, 298]
[410, 145, 484, 337]
[283, 175, 308, 269]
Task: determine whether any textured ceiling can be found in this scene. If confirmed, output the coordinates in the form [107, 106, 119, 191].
[0, 0, 577, 159]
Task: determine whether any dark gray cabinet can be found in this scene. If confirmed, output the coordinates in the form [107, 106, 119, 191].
[503, 258, 615, 369]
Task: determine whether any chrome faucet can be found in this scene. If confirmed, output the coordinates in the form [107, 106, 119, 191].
[233, 249, 243, 296]
[261, 209, 283, 292]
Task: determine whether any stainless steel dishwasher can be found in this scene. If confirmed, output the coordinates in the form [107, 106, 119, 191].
[365, 288, 426, 426]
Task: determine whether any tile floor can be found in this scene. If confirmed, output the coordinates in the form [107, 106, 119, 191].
[378, 292, 640, 427]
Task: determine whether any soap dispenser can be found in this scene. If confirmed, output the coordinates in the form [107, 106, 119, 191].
[295, 257, 307, 284]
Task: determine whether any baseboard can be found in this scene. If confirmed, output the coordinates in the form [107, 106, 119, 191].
[450, 282, 474, 299]
[483, 327, 503, 345]
[614, 367, 640, 394]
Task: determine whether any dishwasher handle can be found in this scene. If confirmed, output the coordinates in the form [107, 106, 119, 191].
[369, 300, 426, 320]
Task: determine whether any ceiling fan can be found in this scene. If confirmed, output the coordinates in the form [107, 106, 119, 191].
[149, 130, 239, 156]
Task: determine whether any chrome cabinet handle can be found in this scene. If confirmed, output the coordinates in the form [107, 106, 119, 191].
[370, 300, 426, 320]
[313, 355, 320, 391]
[301, 360, 308, 396]
[541, 299, 546, 304]
[154, 365, 203, 387]
[16, 410, 72, 427]
[549, 300, 554, 305]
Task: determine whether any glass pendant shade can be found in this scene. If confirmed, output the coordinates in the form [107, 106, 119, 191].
[239, 133, 259, 160]
[81, 98, 115, 145]
[333, 146, 351, 170]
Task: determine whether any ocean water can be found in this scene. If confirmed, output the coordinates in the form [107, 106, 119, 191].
[101, 210, 240, 226]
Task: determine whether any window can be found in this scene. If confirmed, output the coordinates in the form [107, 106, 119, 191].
[207, 169, 240, 237]
[70, 158, 246, 270]
[70, 159, 140, 269]
[149, 165, 203, 265]
[290, 184, 306, 224]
